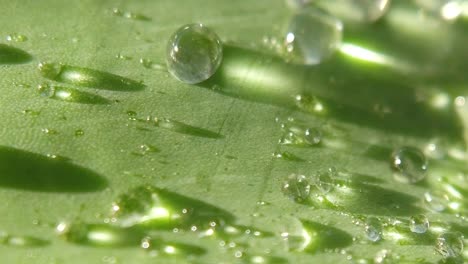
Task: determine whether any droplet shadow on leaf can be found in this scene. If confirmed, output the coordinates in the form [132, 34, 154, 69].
[0, 146, 108, 192]
[198, 44, 465, 143]
[0, 44, 32, 64]
[38, 84, 111, 105]
[300, 220, 353, 253]
[39, 63, 145, 91]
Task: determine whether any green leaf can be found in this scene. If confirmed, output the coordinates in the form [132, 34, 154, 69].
[0, 0, 466, 263]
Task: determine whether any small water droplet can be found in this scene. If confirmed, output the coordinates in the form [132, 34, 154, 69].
[115, 53, 131, 60]
[283, 7, 342, 65]
[374, 249, 399, 264]
[423, 191, 448, 212]
[111, 7, 150, 21]
[75, 129, 84, 137]
[409, 214, 429, 234]
[282, 174, 310, 203]
[22, 109, 40, 116]
[38, 62, 144, 91]
[295, 94, 326, 114]
[391, 147, 428, 184]
[313, 167, 336, 194]
[304, 128, 322, 145]
[365, 217, 382, 242]
[42, 128, 58, 135]
[139, 58, 165, 70]
[6, 33, 27, 42]
[0, 231, 49, 247]
[435, 232, 464, 259]
[272, 151, 305, 162]
[166, 23, 223, 84]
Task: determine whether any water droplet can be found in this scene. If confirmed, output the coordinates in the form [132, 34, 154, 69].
[22, 109, 40, 116]
[132, 144, 159, 156]
[37, 83, 110, 104]
[318, 0, 391, 22]
[115, 53, 131, 60]
[0, 231, 49, 247]
[166, 23, 223, 84]
[313, 168, 336, 194]
[41, 128, 58, 135]
[414, 0, 463, 21]
[283, 7, 343, 65]
[365, 217, 382, 242]
[6, 33, 27, 42]
[391, 147, 428, 184]
[111, 7, 151, 21]
[38, 62, 144, 91]
[0, 44, 33, 64]
[139, 58, 165, 71]
[304, 128, 322, 145]
[435, 232, 464, 259]
[111, 185, 236, 232]
[75, 129, 84, 137]
[295, 94, 326, 114]
[282, 174, 310, 203]
[279, 123, 322, 147]
[272, 151, 305, 162]
[423, 191, 448, 212]
[143, 116, 222, 138]
[409, 214, 429, 234]
[374, 249, 399, 263]
[140, 236, 205, 256]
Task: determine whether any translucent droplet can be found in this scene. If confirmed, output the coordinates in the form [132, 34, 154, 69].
[111, 7, 150, 21]
[414, 0, 463, 21]
[166, 23, 223, 84]
[75, 129, 84, 137]
[41, 128, 58, 135]
[282, 174, 311, 203]
[283, 7, 343, 65]
[304, 128, 322, 145]
[295, 94, 326, 114]
[374, 249, 399, 264]
[313, 168, 336, 194]
[318, 0, 391, 23]
[423, 191, 448, 212]
[365, 217, 382, 242]
[435, 232, 464, 259]
[391, 147, 428, 184]
[409, 214, 429, 234]
[6, 33, 27, 42]
[139, 58, 165, 70]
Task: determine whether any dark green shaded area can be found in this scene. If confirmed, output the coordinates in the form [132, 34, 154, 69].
[200, 45, 464, 143]
[0, 44, 32, 64]
[0, 146, 108, 192]
[300, 220, 352, 253]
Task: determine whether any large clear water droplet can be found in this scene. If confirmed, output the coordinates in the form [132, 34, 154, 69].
[391, 147, 428, 184]
[284, 7, 343, 65]
[166, 23, 223, 84]
[409, 214, 429, 234]
[282, 174, 311, 203]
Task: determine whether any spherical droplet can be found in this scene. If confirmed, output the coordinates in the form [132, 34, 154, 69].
[391, 147, 428, 184]
[435, 232, 464, 259]
[409, 214, 429, 234]
[313, 167, 336, 194]
[284, 7, 343, 65]
[304, 128, 322, 145]
[282, 174, 311, 203]
[365, 217, 382, 242]
[166, 23, 223, 84]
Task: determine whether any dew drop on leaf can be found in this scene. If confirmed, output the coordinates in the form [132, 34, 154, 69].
[435, 232, 464, 259]
[409, 214, 429, 234]
[166, 23, 223, 84]
[391, 147, 428, 184]
[283, 7, 343, 65]
[282, 174, 311, 203]
[365, 217, 382, 242]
